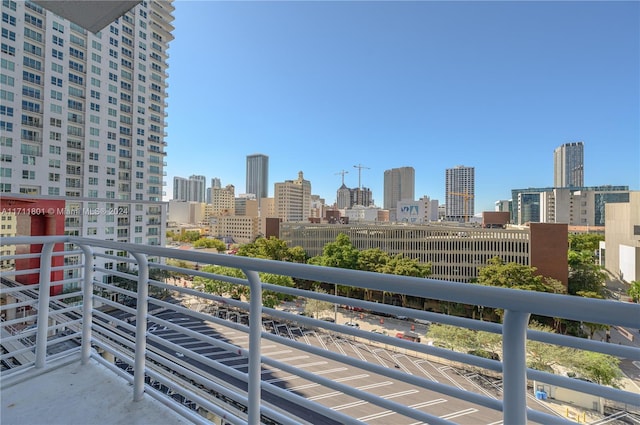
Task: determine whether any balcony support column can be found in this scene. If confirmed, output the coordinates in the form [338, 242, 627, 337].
[78, 244, 94, 365]
[35, 242, 55, 369]
[245, 270, 262, 425]
[131, 252, 149, 402]
[502, 309, 531, 425]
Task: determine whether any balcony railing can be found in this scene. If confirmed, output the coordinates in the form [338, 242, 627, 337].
[1, 236, 638, 425]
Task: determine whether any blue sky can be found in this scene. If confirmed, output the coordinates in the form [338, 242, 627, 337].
[164, 1, 639, 212]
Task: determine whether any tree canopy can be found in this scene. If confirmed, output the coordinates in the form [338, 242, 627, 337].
[427, 320, 624, 386]
[568, 233, 603, 254]
[568, 250, 606, 297]
[236, 236, 307, 263]
[193, 237, 227, 251]
[628, 280, 640, 303]
[308, 233, 360, 269]
[477, 257, 565, 293]
[195, 265, 295, 308]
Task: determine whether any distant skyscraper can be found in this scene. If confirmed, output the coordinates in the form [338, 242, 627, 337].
[207, 178, 221, 203]
[173, 175, 205, 202]
[246, 154, 269, 205]
[445, 165, 475, 222]
[189, 175, 206, 203]
[351, 187, 373, 207]
[383, 167, 415, 209]
[173, 177, 189, 201]
[336, 184, 350, 209]
[554, 142, 584, 187]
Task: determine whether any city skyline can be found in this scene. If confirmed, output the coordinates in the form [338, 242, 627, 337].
[164, 1, 639, 211]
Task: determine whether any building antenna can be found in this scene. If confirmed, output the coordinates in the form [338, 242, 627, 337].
[335, 170, 349, 185]
[353, 164, 370, 190]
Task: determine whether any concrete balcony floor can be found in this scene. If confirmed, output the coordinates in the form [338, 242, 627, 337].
[1, 355, 191, 425]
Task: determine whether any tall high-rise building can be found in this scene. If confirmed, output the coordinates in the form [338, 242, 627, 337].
[173, 177, 189, 201]
[554, 142, 584, 187]
[246, 154, 269, 205]
[336, 185, 373, 209]
[274, 171, 311, 222]
[189, 175, 206, 203]
[0, 1, 174, 247]
[445, 165, 475, 222]
[211, 177, 221, 190]
[336, 184, 350, 209]
[206, 178, 221, 204]
[383, 167, 415, 209]
[173, 175, 204, 202]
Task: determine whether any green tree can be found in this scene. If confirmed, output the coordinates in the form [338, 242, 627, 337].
[255, 273, 295, 309]
[381, 254, 431, 307]
[526, 322, 572, 372]
[381, 254, 431, 278]
[304, 287, 334, 319]
[196, 266, 294, 308]
[193, 237, 227, 251]
[181, 230, 202, 243]
[196, 265, 248, 299]
[568, 233, 604, 254]
[568, 352, 624, 388]
[357, 248, 390, 272]
[427, 324, 501, 359]
[236, 236, 308, 263]
[627, 280, 640, 302]
[477, 257, 566, 293]
[308, 233, 359, 269]
[568, 250, 606, 296]
[427, 323, 474, 351]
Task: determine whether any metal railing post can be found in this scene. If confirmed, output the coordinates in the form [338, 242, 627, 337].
[502, 309, 531, 424]
[34, 242, 55, 369]
[244, 269, 263, 424]
[78, 244, 94, 365]
[131, 252, 149, 402]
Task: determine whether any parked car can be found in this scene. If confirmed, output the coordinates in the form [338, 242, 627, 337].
[396, 331, 421, 343]
[345, 321, 359, 328]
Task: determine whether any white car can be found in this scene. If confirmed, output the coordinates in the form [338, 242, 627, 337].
[345, 321, 359, 328]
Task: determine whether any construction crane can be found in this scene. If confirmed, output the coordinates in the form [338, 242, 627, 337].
[353, 164, 370, 190]
[335, 170, 349, 185]
[449, 191, 474, 222]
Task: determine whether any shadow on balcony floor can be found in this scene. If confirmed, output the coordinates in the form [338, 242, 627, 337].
[1, 355, 192, 425]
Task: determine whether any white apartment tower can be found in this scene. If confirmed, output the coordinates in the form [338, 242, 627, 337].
[0, 0, 174, 247]
[274, 171, 311, 222]
[246, 153, 268, 205]
[445, 165, 475, 222]
[554, 141, 584, 188]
